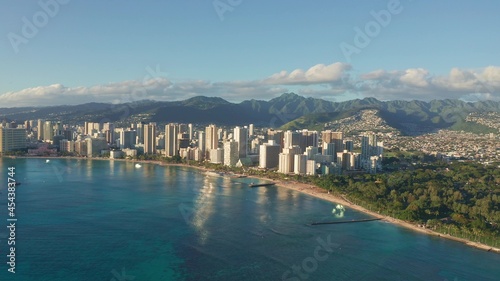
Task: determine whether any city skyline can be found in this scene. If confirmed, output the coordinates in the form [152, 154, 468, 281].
[0, 116, 385, 176]
[1, 0, 500, 107]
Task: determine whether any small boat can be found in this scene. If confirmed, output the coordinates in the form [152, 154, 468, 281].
[46, 159, 50, 163]
[135, 163, 142, 168]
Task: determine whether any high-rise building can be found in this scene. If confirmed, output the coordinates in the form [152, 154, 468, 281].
[102, 123, 115, 144]
[54, 122, 63, 136]
[86, 137, 108, 157]
[377, 141, 384, 156]
[322, 142, 335, 156]
[37, 119, 44, 141]
[178, 133, 190, 150]
[193, 147, 203, 161]
[222, 129, 228, 141]
[344, 140, 354, 152]
[94, 122, 102, 132]
[278, 145, 301, 174]
[322, 131, 342, 144]
[136, 122, 145, 144]
[62, 129, 73, 141]
[84, 122, 90, 136]
[267, 129, 284, 149]
[322, 131, 343, 159]
[119, 129, 137, 149]
[234, 126, 248, 158]
[361, 133, 377, 160]
[306, 160, 317, 176]
[102, 122, 113, 131]
[43, 121, 54, 142]
[249, 124, 254, 137]
[74, 139, 88, 156]
[84, 122, 101, 136]
[217, 128, 224, 141]
[156, 134, 165, 150]
[250, 138, 261, 154]
[294, 154, 307, 175]
[314, 154, 334, 164]
[305, 146, 319, 160]
[0, 127, 27, 153]
[179, 124, 188, 134]
[303, 130, 319, 148]
[369, 156, 380, 174]
[165, 123, 178, 157]
[259, 140, 281, 169]
[283, 145, 302, 156]
[143, 123, 156, 154]
[278, 153, 294, 174]
[205, 125, 218, 159]
[337, 150, 351, 170]
[224, 140, 239, 167]
[60, 139, 75, 152]
[350, 153, 360, 170]
[284, 130, 301, 150]
[209, 148, 224, 164]
[198, 131, 205, 154]
[188, 123, 193, 140]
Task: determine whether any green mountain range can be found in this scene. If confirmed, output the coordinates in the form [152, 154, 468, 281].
[1, 93, 500, 135]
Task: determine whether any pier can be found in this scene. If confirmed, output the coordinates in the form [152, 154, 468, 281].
[310, 218, 382, 226]
[249, 182, 276, 188]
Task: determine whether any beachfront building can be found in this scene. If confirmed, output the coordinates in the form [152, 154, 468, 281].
[143, 123, 157, 154]
[224, 139, 239, 167]
[0, 127, 27, 153]
[294, 154, 307, 175]
[259, 140, 280, 169]
[209, 148, 224, 164]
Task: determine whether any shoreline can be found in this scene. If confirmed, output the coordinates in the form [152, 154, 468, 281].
[247, 175, 500, 254]
[5, 155, 499, 254]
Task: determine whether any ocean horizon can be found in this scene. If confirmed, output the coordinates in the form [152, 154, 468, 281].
[0, 157, 499, 280]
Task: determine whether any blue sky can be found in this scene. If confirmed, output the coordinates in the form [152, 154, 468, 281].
[1, 0, 500, 107]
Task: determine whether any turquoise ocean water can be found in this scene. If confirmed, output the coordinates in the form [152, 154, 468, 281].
[0, 158, 499, 281]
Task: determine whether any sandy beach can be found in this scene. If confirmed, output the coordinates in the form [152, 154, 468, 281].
[7, 155, 500, 254]
[265, 177, 500, 254]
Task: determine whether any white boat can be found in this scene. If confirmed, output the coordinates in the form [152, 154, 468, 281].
[135, 163, 142, 168]
[46, 159, 50, 163]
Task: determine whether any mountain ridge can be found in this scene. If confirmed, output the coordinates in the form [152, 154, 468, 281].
[1, 93, 500, 135]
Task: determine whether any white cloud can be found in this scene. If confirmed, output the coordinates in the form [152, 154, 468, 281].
[399, 68, 429, 87]
[2, 63, 500, 107]
[361, 69, 389, 80]
[265, 62, 351, 85]
[357, 67, 500, 100]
